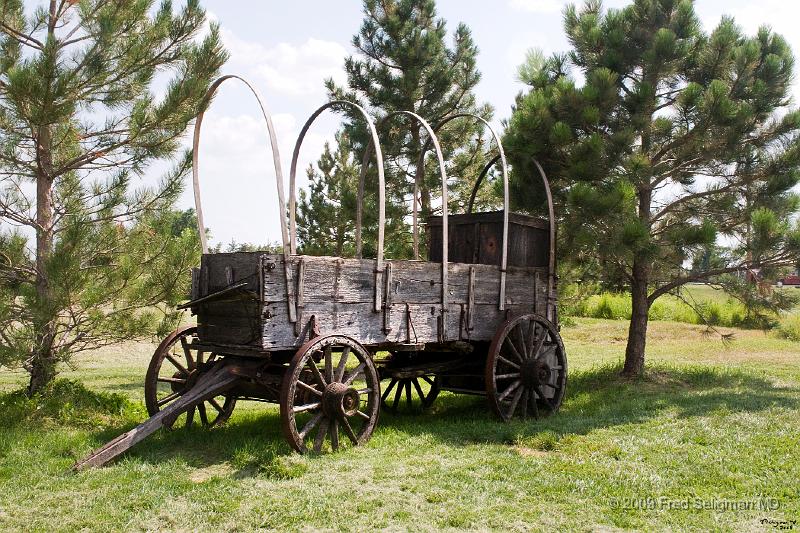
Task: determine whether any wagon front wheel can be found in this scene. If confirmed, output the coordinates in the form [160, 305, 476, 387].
[486, 314, 567, 421]
[280, 334, 381, 453]
[144, 326, 237, 429]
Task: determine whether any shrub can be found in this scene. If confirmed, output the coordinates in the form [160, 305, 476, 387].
[561, 286, 774, 329]
[777, 315, 800, 341]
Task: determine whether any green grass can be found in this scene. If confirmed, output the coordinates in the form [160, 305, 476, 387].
[1, 319, 799, 531]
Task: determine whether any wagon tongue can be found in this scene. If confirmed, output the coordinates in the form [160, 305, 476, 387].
[71, 359, 257, 471]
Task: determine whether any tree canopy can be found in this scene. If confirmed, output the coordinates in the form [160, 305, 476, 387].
[0, 0, 226, 393]
[504, 0, 800, 375]
[321, 0, 492, 258]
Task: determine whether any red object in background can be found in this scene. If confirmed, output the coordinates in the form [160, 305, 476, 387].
[777, 274, 800, 286]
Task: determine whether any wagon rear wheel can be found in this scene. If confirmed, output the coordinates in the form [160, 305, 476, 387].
[381, 374, 440, 413]
[280, 335, 380, 453]
[486, 314, 567, 421]
[144, 326, 237, 429]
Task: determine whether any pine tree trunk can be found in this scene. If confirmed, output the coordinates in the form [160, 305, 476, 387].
[28, 123, 58, 396]
[622, 256, 651, 377]
[623, 176, 653, 377]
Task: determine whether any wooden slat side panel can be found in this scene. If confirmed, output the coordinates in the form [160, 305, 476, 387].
[261, 301, 539, 351]
[261, 256, 545, 306]
[201, 252, 264, 293]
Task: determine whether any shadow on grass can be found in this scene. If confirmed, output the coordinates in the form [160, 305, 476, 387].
[4, 363, 796, 474]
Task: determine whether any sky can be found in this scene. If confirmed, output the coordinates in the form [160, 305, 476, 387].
[12, 1, 800, 249]
[191, 0, 800, 248]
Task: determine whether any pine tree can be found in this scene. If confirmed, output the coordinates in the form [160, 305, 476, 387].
[297, 132, 360, 257]
[504, 0, 800, 376]
[326, 0, 492, 258]
[0, 0, 227, 394]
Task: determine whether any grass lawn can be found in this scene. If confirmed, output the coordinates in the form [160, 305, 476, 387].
[1, 318, 799, 531]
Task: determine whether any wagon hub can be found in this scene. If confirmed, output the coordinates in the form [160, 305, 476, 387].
[520, 358, 551, 389]
[323, 382, 361, 419]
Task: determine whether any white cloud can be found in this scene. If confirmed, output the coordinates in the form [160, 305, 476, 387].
[508, 0, 565, 14]
[221, 30, 347, 98]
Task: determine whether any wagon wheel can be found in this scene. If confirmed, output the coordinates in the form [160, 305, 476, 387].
[144, 326, 237, 429]
[381, 374, 440, 413]
[280, 334, 380, 453]
[486, 314, 567, 421]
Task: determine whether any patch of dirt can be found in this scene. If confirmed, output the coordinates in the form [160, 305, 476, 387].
[189, 463, 233, 483]
[515, 446, 550, 458]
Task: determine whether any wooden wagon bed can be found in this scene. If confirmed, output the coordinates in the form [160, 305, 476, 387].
[193, 252, 551, 353]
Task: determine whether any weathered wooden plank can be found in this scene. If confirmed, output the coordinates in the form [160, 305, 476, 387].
[260, 301, 535, 351]
[199, 323, 262, 347]
[72, 361, 242, 470]
[261, 255, 545, 307]
[201, 252, 263, 292]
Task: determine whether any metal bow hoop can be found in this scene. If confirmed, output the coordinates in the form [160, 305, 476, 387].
[288, 100, 386, 313]
[356, 111, 451, 324]
[192, 75, 289, 256]
[413, 114, 511, 311]
[466, 155, 557, 321]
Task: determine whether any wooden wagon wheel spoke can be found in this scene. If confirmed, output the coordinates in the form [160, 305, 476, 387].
[293, 402, 322, 413]
[392, 380, 404, 410]
[497, 380, 521, 403]
[515, 325, 528, 361]
[381, 378, 398, 401]
[421, 376, 435, 386]
[305, 357, 328, 388]
[293, 401, 322, 414]
[299, 412, 324, 440]
[297, 380, 322, 397]
[526, 322, 538, 359]
[314, 418, 330, 453]
[208, 397, 225, 414]
[157, 376, 186, 385]
[404, 380, 413, 408]
[281, 335, 380, 453]
[496, 355, 520, 370]
[506, 385, 525, 419]
[180, 336, 195, 370]
[330, 420, 340, 451]
[343, 362, 365, 386]
[503, 336, 525, 363]
[157, 391, 181, 407]
[335, 346, 350, 382]
[531, 329, 548, 360]
[530, 391, 539, 419]
[145, 326, 237, 431]
[323, 346, 333, 382]
[411, 378, 426, 403]
[486, 314, 567, 422]
[340, 417, 359, 444]
[198, 402, 209, 426]
[164, 354, 189, 376]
